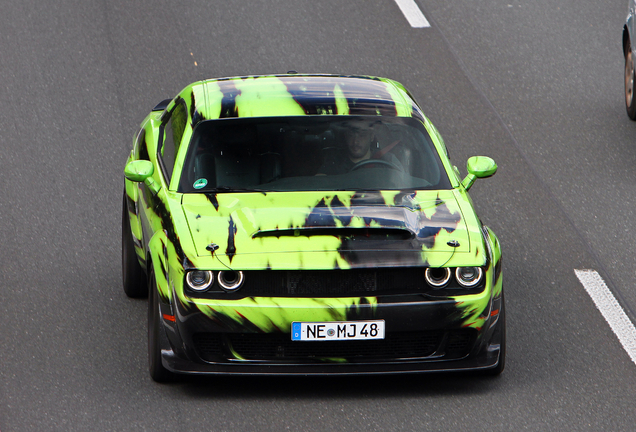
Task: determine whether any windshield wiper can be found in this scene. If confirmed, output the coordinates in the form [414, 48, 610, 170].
[207, 186, 269, 193]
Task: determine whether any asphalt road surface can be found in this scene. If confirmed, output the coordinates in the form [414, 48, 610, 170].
[1, 0, 635, 430]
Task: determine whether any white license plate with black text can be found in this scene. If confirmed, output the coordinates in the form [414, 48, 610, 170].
[291, 320, 385, 341]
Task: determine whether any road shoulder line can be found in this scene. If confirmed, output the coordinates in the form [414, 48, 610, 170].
[575, 269, 636, 365]
[394, 0, 430, 28]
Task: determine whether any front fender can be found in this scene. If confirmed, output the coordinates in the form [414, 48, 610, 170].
[148, 230, 173, 303]
[124, 152, 144, 253]
[450, 225, 502, 331]
[484, 226, 503, 299]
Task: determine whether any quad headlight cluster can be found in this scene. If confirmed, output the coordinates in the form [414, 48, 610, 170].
[186, 270, 245, 292]
[424, 267, 483, 289]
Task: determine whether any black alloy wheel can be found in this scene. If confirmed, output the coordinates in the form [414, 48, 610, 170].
[626, 40, 636, 120]
[481, 292, 506, 376]
[148, 268, 174, 382]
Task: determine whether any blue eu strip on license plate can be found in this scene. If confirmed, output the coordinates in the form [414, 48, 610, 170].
[291, 320, 385, 341]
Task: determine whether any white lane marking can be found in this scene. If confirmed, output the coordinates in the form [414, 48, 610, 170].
[394, 0, 430, 28]
[575, 269, 636, 365]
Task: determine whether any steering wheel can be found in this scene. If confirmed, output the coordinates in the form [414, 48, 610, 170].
[349, 158, 403, 172]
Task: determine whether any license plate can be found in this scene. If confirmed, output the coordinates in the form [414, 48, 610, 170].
[291, 320, 385, 341]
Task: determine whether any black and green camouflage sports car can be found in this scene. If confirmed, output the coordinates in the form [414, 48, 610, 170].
[122, 74, 505, 381]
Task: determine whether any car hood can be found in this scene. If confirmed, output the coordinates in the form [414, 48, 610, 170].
[180, 190, 483, 269]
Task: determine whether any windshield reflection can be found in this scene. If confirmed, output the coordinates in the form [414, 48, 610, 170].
[179, 116, 451, 192]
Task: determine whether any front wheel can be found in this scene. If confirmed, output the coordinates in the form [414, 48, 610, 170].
[626, 40, 636, 120]
[481, 293, 506, 376]
[148, 268, 174, 382]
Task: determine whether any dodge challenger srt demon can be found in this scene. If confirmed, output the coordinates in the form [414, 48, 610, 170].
[122, 73, 505, 381]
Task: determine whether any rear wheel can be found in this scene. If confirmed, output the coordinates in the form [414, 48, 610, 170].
[148, 268, 174, 382]
[625, 40, 636, 120]
[122, 191, 147, 298]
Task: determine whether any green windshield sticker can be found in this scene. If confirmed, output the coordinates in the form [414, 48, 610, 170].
[193, 178, 208, 189]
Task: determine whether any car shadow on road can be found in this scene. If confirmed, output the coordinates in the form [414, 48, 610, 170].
[173, 371, 504, 399]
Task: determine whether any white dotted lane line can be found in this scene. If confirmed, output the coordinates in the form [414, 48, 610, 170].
[575, 269, 636, 365]
[394, 0, 430, 28]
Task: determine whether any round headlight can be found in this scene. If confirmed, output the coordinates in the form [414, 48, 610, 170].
[455, 267, 483, 288]
[218, 270, 245, 291]
[425, 267, 451, 288]
[186, 270, 214, 291]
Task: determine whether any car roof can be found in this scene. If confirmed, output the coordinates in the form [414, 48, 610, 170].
[177, 74, 426, 127]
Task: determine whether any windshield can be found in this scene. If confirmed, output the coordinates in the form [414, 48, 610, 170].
[178, 115, 451, 192]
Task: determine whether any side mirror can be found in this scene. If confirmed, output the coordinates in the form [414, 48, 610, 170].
[124, 160, 154, 182]
[124, 160, 160, 194]
[461, 156, 497, 190]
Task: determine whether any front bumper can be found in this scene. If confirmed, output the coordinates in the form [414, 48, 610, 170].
[157, 293, 504, 375]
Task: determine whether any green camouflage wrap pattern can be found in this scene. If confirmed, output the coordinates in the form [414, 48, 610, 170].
[125, 74, 502, 341]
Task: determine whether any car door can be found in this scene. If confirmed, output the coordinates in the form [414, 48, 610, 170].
[138, 100, 188, 254]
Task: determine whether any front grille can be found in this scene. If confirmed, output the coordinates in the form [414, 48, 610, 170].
[287, 270, 380, 295]
[192, 330, 475, 363]
[187, 268, 483, 298]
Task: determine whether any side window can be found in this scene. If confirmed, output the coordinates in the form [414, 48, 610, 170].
[159, 101, 187, 181]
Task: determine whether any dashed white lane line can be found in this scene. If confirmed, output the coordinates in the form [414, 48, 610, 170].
[575, 269, 636, 365]
[394, 0, 430, 28]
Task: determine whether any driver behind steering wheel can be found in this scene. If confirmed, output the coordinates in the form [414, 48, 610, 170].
[316, 122, 402, 175]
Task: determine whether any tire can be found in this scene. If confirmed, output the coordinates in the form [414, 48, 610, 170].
[625, 40, 636, 120]
[481, 293, 506, 376]
[122, 191, 148, 298]
[148, 268, 174, 382]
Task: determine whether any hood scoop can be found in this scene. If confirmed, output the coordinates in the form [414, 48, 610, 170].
[253, 226, 415, 240]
